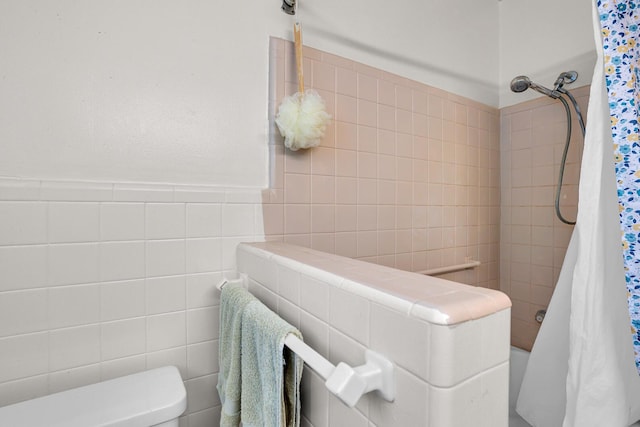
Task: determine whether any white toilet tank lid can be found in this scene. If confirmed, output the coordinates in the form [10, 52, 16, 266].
[0, 366, 187, 427]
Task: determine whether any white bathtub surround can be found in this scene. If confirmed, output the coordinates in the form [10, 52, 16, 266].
[0, 177, 265, 426]
[236, 241, 511, 427]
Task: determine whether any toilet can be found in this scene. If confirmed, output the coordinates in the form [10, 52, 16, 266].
[0, 366, 187, 427]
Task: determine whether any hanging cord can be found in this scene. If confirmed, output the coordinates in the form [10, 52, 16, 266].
[555, 92, 586, 225]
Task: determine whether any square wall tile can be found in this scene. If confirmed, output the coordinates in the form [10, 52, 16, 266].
[100, 279, 146, 321]
[49, 202, 100, 243]
[186, 204, 221, 238]
[101, 318, 146, 361]
[99, 241, 145, 282]
[49, 325, 101, 371]
[0, 245, 47, 292]
[0, 202, 47, 245]
[0, 289, 47, 338]
[328, 287, 369, 345]
[146, 276, 186, 314]
[48, 284, 100, 329]
[146, 239, 185, 277]
[100, 203, 145, 241]
[48, 243, 99, 286]
[0, 333, 49, 383]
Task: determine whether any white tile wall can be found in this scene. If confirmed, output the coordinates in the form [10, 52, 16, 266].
[237, 242, 510, 427]
[0, 178, 264, 426]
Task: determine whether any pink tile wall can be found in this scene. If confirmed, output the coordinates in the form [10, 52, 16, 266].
[500, 85, 590, 350]
[265, 37, 501, 289]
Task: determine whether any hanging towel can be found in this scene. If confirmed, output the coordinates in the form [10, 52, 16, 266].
[240, 298, 304, 427]
[217, 282, 255, 427]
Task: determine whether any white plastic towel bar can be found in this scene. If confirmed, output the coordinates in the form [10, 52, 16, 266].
[217, 277, 396, 408]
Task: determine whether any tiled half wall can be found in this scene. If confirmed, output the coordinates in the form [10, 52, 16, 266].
[263, 37, 501, 289]
[237, 241, 510, 427]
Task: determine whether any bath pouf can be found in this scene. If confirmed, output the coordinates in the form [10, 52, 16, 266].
[275, 89, 330, 151]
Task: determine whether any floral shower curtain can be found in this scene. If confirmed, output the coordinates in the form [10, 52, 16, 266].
[597, 0, 640, 374]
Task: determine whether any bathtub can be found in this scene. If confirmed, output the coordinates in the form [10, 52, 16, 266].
[509, 347, 531, 427]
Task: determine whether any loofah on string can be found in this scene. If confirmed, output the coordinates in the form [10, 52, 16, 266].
[275, 89, 331, 151]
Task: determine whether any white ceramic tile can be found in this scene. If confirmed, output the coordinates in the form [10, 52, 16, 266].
[146, 346, 187, 379]
[186, 238, 222, 274]
[100, 203, 145, 241]
[99, 241, 145, 282]
[146, 312, 186, 352]
[187, 306, 219, 344]
[329, 286, 370, 346]
[480, 309, 511, 369]
[100, 354, 146, 381]
[48, 243, 100, 286]
[0, 374, 48, 407]
[186, 272, 222, 309]
[174, 186, 226, 203]
[146, 239, 185, 277]
[100, 279, 146, 321]
[299, 311, 330, 359]
[429, 363, 508, 427]
[0, 289, 47, 337]
[48, 363, 101, 394]
[241, 249, 278, 292]
[277, 264, 301, 304]
[186, 340, 218, 380]
[0, 333, 49, 383]
[101, 318, 146, 361]
[48, 284, 100, 329]
[300, 370, 329, 427]
[0, 202, 47, 245]
[224, 189, 262, 204]
[146, 203, 186, 239]
[248, 279, 278, 314]
[221, 203, 255, 237]
[49, 325, 101, 371]
[370, 303, 430, 378]
[221, 236, 246, 271]
[299, 274, 330, 322]
[48, 202, 100, 243]
[329, 393, 369, 427]
[187, 407, 220, 427]
[146, 275, 186, 314]
[429, 319, 483, 387]
[0, 178, 41, 202]
[41, 181, 113, 202]
[326, 329, 371, 415]
[369, 367, 429, 427]
[113, 184, 174, 202]
[185, 374, 220, 414]
[0, 245, 47, 291]
[277, 296, 300, 328]
[186, 203, 221, 238]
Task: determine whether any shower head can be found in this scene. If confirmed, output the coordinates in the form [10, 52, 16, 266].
[281, 0, 296, 15]
[510, 75, 560, 99]
[510, 76, 532, 93]
[554, 71, 578, 90]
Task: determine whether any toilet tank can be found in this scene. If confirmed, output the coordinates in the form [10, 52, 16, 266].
[0, 366, 187, 427]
